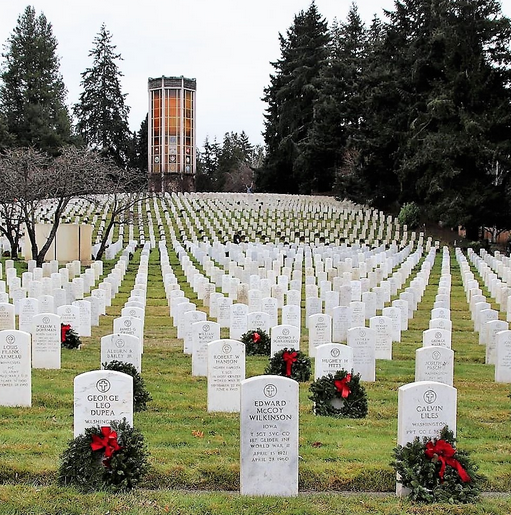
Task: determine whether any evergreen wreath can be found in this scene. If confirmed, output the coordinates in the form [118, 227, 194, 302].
[240, 328, 271, 356]
[309, 369, 368, 418]
[392, 426, 482, 504]
[61, 323, 81, 349]
[265, 348, 312, 382]
[58, 419, 149, 492]
[102, 361, 152, 412]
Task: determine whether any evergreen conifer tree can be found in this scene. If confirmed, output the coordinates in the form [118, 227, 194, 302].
[310, 3, 367, 194]
[74, 24, 131, 167]
[260, 2, 330, 193]
[356, 0, 511, 235]
[0, 6, 72, 154]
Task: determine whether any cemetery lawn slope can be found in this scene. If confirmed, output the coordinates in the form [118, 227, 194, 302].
[1, 244, 511, 496]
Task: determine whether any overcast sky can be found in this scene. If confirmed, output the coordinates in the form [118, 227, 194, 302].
[1, 0, 511, 149]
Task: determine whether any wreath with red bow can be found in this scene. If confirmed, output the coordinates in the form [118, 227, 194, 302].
[265, 348, 312, 382]
[61, 323, 81, 349]
[392, 425, 481, 503]
[240, 328, 271, 356]
[58, 419, 149, 492]
[309, 369, 367, 418]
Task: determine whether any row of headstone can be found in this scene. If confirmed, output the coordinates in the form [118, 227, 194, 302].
[161, 192, 413, 247]
[106, 243, 148, 371]
[416, 247, 454, 386]
[0, 238, 145, 408]
[457, 248, 511, 382]
[238, 375, 459, 497]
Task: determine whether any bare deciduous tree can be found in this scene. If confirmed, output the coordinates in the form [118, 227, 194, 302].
[93, 167, 149, 261]
[0, 147, 111, 266]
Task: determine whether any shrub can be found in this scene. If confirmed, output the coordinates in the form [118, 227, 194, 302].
[398, 202, 421, 229]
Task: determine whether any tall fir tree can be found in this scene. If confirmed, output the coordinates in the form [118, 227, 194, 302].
[74, 24, 131, 167]
[215, 132, 254, 191]
[0, 6, 72, 154]
[130, 114, 148, 173]
[196, 136, 220, 191]
[260, 2, 330, 193]
[355, 0, 511, 236]
[310, 3, 367, 194]
[196, 133, 260, 192]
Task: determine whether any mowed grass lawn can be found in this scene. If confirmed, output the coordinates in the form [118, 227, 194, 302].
[1, 245, 511, 514]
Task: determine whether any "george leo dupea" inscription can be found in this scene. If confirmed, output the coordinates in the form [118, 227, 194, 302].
[73, 370, 133, 437]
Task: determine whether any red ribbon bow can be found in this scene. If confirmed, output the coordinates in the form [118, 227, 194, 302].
[334, 374, 352, 398]
[425, 439, 471, 483]
[282, 351, 298, 377]
[90, 426, 122, 468]
[252, 332, 261, 343]
[61, 324, 71, 343]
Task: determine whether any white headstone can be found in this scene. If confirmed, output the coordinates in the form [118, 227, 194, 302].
[230, 303, 248, 341]
[73, 370, 133, 437]
[217, 297, 233, 328]
[261, 297, 278, 329]
[415, 347, 454, 386]
[113, 316, 144, 353]
[281, 304, 301, 328]
[308, 313, 332, 357]
[207, 339, 245, 412]
[392, 299, 409, 330]
[57, 305, 80, 335]
[349, 301, 365, 328]
[73, 300, 92, 337]
[429, 318, 452, 332]
[347, 326, 376, 381]
[54, 286, 68, 309]
[32, 313, 61, 369]
[240, 376, 298, 496]
[91, 289, 107, 315]
[332, 305, 350, 343]
[101, 333, 142, 372]
[314, 343, 354, 380]
[270, 324, 300, 355]
[182, 310, 207, 354]
[396, 381, 457, 496]
[496, 330, 511, 382]
[422, 328, 451, 349]
[39, 294, 55, 314]
[18, 297, 39, 334]
[247, 311, 271, 333]
[192, 321, 221, 376]
[397, 380, 457, 445]
[370, 315, 393, 360]
[485, 320, 508, 364]
[305, 297, 322, 327]
[382, 306, 402, 342]
[0, 329, 31, 406]
[0, 303, 15, 330]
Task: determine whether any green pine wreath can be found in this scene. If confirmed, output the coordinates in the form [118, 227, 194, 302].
[102, 361, 152, 412]
[392, 426, 482, 504]
[61, 323, 81, 349]
[58, 419, 149, 492]
[240, 328, 271, 356]
[309, 369, 368, 418]
[265, 348, 312, 382]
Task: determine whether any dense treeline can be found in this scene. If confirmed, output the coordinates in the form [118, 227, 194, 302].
[258, 0, 511, 239]
[195, 132, 264, 192]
